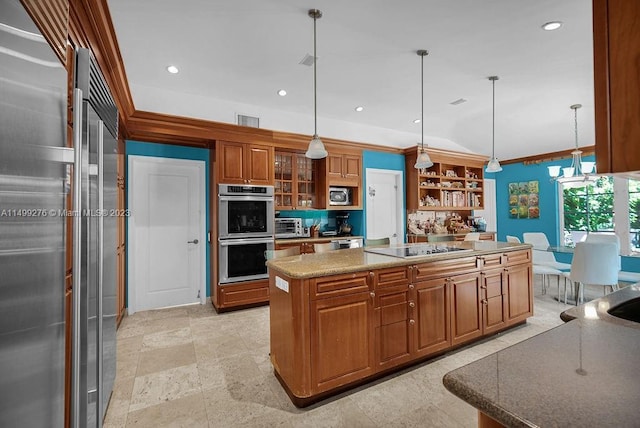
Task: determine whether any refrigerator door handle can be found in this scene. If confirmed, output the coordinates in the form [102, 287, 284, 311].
[71, 88, 83, 428]
[96, 120, 105, 427]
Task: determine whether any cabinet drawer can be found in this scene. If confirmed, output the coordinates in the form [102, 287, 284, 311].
[412, 256, 479, 281]
[373, 266, 410, 289]
[478, 253, 503, 270]
[379, 293, 408, 325]
[503, 249, 531, 266]
[311, 271, 371, 299]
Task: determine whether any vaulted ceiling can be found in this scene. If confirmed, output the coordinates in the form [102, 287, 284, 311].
[107, 0, 593, 160]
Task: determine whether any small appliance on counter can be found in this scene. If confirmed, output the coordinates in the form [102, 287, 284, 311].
[275, 218, 310, 239]
[336, 212, 353, 236]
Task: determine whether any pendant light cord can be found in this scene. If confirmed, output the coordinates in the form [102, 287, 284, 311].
[421, 52, 424, 150]
[492, 77, 495, 158]
[313, 13, 318, 136]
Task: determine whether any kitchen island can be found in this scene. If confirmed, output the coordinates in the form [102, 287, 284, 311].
[443, 285, 640, 428]
[267, 241, 534, 406]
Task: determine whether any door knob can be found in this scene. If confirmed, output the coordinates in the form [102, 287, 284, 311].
[188, 239, 199, 244]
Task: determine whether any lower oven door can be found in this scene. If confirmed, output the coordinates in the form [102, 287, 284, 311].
[218, 237, 275, 284]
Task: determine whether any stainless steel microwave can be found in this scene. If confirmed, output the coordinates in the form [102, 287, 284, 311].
[329, 187, 351, 205]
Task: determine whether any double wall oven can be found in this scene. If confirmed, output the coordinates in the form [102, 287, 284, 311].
[218, 184, 275, 284]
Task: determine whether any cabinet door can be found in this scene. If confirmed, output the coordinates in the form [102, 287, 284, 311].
[310, 291, 375, 393]
[327, 154, 343, 180]
[481, 269, 507, 335]
[218, 141, 246, 184]
[342, 154, 361, 183]
[274, 151, 294, 209]
[246, 144, 273, 185]
[450, 272, 483, 346]
[413, 278, 451, 357]
[505, 263, 533, 325]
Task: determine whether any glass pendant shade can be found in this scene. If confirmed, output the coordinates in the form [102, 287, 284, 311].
[548, 165, 561, 178]
[485, 157, 503, 173]
[581, 161, 595, 174]
[562, 167, 575, 178]
[305, 134, 328, 159]
[414, 149, 433, 169]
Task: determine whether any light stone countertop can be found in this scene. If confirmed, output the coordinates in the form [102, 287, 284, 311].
[266, 241, 530, 279]
[443, 285, 640, 428]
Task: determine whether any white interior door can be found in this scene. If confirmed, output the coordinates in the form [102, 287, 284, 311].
[128, 156, 205, 314]
[366, 169, 404, 245]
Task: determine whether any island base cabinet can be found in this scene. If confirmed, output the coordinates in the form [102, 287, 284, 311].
[482, 269, 508, 335]
[413, 278, 451, 358]
[505, 264, 533, 324]
[310, 291, 375, 393]
[450, 272, 483, 347]
[375, 286, 412, 369]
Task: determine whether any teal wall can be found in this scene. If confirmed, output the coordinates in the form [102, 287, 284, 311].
[125, 140, 212, 298]
[491, 154, 639, 273]
[362, 150, 407, 241]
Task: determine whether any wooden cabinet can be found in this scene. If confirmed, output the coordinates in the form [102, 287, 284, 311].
[274, 150, 316, 209]
[327, 153, 361, 185]
[372, 267, 412, 369]
[593, 0, 640, 173]
[449, 272, 484, 346]
[405, 147, 488, 214]
[275, 239, 332, 254]
[412, 277, 451, 358]
[217, 140, 273, 185]
[310, 272, 375, 392]
[215, 279, 269, 311]
[481, 268, 508, 335]
[316, 148, 362, 209]
[504, 263, 533, 325]
[268, 248, 533, 407]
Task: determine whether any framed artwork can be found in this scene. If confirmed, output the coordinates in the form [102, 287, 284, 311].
[508, 181, 539, 219]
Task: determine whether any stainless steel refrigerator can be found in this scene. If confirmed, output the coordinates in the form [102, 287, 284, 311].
[0, 0, 117, 426]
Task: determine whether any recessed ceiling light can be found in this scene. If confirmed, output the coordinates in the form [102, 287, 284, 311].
[166, 65, 179, 74]
[541, 21, 562, 31]
[413, 119, 421, 124]
[277, 89, 287, 96]
[355, 106, 364, 112]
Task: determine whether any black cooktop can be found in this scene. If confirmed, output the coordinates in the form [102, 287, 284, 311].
[364, 244, 472, 259]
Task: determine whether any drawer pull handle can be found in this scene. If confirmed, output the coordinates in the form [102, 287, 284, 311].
[409, 319, 415, 326]
[409, 302, 415, 308]
[409, 284, 415, 290]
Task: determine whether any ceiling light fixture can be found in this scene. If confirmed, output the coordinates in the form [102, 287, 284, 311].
[485, 76, 502, 173]
[542, 21, 563, 31]
[414, 49, 433, 169]
[305, 9, 328, 159]
[548, 104, 596, 182]
[355, 106, 364, 112]
[277, 89, 287, 96]
[166, 65, 179, 74]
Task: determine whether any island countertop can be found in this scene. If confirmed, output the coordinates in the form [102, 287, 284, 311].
[443, 285, 640, 428]
[266, 241, 530, 279]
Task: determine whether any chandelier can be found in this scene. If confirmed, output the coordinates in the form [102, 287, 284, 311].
[548, 104, 596, 182]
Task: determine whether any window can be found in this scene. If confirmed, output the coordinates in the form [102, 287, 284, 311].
[559, 177, 640, 254]
[630, 179, 640, 252]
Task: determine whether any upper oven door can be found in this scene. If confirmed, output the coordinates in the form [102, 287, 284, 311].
[219, 195, 274, 238]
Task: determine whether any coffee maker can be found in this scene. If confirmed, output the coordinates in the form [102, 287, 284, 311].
[336, 212, 352, 236]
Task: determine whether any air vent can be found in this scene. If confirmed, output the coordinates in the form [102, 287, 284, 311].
[237, 114, 260, 128]
[299, 53, 316, 66]
[450, 98, 467, 106]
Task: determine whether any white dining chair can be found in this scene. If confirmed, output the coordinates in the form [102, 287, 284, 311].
[522, 232, 551, 250]
[464, 232, 480, 241]
[563, 241, 619, 304]
[506, 235, 521, 243]
[314, 242, 339, 253]
[265, 246, 301, 260]
[585, 233, 640, 284]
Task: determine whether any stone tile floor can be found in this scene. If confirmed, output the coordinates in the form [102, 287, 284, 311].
[104, 277, 610, 427]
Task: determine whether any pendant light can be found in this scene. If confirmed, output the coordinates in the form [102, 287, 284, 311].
[485, 76, 503, 173]
[305, 9, 328, 159]
[414, 49, 433, 169]
[547, 104, 596, 181]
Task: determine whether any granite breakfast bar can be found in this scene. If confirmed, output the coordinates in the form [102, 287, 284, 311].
[443, 285, 640, 428]
[267, 241, 534, 406]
